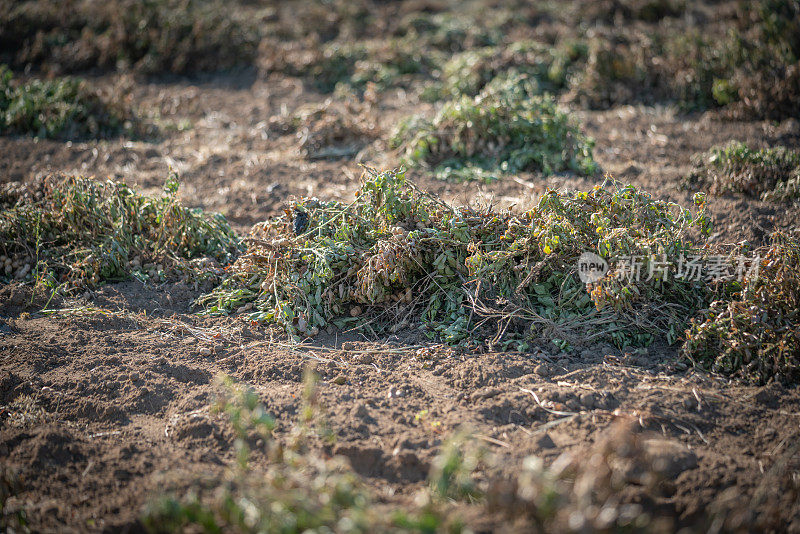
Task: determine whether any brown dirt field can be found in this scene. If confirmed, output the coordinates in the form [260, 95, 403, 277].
[2, 280, 800, 531]
[2, 4, 800, 531]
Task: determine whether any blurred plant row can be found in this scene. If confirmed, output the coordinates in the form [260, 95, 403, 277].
[2, 0, 798, 185]
[138, 374, 794, 533]
[0, 65, 135, 139]
[1, 0, 797, 118]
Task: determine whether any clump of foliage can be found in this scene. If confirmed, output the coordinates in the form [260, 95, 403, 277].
[393, 10, 506, 53]
[392, 74, 598, 181]
[0, 66, 132, 139]
[683, 233, 800, 385]
[565, 30, 741, 111]
[684, 142, 800, 201]
[200, 167, 711, 350]
[652, 30, 742, 110]
[572, 0, 799, 116]
[653, 0, 799, 115]
[722, 0, 800, 119]
[343, 40, 436, 94]
[565, 35, 658, 109]
[270, 0, 375, 43]
[420, 1, 797, 117]
[428, 431, 486, 502]
[261, 38, 435, 94]
[428, 32, 722, 111]
[426, 40, 587, 101]
[0, 173, 240, 289]
[0, 0, 261, 75]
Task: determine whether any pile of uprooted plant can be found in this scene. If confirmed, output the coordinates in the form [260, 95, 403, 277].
[391, 73, 598, 182]
[1, 168, 798, 384]
[199, 167, 798, 384]
[199, 167, 706, 347]
[0, 65, 135, 139]
[0, 173, 240, 290]
[0, 0, 262, 75]
[684, 141, 800, 202]
[5, 0, 798, 119]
